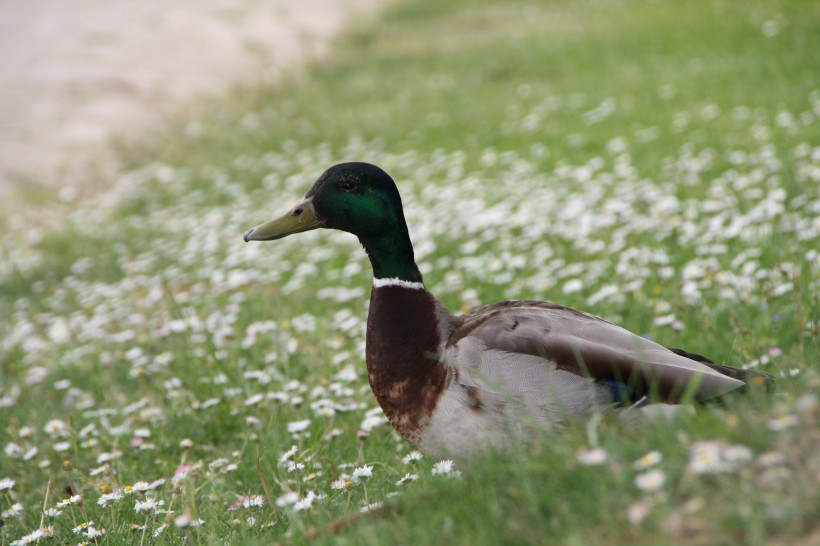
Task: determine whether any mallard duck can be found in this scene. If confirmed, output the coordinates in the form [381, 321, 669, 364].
[244, 162, 773, 458]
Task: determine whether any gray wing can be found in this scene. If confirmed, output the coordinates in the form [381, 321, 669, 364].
[419, 301, 745, 457]
[447, 301, 744, 404]
[445, 335, 616, 429]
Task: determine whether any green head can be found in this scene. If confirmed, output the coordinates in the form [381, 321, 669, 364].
[244, 162, 423, 283]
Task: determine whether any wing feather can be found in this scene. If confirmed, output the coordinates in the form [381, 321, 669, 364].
[448, 301, 744, 402]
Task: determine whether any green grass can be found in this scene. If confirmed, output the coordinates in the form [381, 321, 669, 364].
[1, 0, 819, 544]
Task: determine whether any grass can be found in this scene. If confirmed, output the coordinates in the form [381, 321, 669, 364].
[1, 0, 819, 544]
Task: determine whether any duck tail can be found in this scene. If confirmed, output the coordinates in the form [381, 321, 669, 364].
[667, 347, 776, 394]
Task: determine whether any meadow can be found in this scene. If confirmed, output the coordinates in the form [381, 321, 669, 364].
[1, 0, 819, 544]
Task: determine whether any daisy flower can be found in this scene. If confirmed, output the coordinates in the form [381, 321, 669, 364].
[756, 451, 788, 468]
[89, 464, 109, 476]
[360, 413, 389, 431]
[577, 447, 608, 466]
[352, 465, 373, 482]
[228, 495, 264, 510]
[97, 489, 125, 507]
[396, 473, 419, 486]
[134, 497, 165, 513]
[626, 500, 651, 525]
[72, 521, 93, 534]
[55, 494, 82, 508]
[275, 491, 300, 508]
[432, 460, 454, 475]
[244, 393, 264, 406]
[2, 502, 24, 519]
[43, 419, 68, 437]
[432, 460, 460, 477]
[86, 525, 107, 539]
[722, 444, 753, 464]
[635, 468, 666, 493]
[402, 451, 423, 464]
[632, 451, 662, 471]
[687, 441, 730, 475]
[293, 491, 321, 512]
[767, 414, 799, 432]
[687, 441, 755, 474]
[174, 511, 203, 528]
[173, 465, 193, 483]
[96, 450, 123, 464]
[331, 477, 351, 490]
[129, 481, 150, 493]
[287, 419, 311, 433]
[279, 445, 298, 465]
[10, 525, 54, 546]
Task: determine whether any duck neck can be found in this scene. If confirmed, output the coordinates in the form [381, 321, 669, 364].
[359, 229, 423, 284]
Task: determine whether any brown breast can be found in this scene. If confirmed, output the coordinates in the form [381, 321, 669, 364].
[365, 285, 450, 444]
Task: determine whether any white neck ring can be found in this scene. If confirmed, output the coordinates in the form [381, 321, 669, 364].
[372, 277, 425, 290]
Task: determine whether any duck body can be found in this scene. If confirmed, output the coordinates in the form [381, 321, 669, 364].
[365, 281, 751, 458]
[244, 162, 774, 459]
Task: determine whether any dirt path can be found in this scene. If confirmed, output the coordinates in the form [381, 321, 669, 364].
[0, 0, 380, 212]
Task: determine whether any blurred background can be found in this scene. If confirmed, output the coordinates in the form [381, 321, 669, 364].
[0, 0, 378, 211]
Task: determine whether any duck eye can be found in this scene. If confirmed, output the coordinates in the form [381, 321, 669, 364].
[341, 180, 356, 191]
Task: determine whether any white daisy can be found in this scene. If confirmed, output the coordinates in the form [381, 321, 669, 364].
[402, 451, 423, 464]
[396, 473, 419, 486]
[352, 465, 373, 482]
[134, 497, 165, 513]
[632, 451, 662, 471]
[635, 468, 666, 493]
[577, 447, 608, 466]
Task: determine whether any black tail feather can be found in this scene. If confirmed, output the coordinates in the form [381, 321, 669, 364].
[667, 347, 776, 394]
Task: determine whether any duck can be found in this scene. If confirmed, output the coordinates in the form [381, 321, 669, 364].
[243, 162, 774, 458]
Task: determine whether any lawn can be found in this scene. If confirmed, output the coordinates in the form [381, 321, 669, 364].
[1, 0, 819, 544]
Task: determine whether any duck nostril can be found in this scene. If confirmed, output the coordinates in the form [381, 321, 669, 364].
[292, 208, 304, 216]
